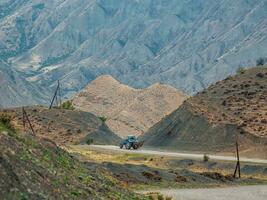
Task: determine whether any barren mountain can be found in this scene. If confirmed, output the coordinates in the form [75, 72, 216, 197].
[142, 66, 267, 157]
[72, 75, 188, 137]
[1, 0, 267, 106]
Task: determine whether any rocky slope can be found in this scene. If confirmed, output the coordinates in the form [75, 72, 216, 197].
[72, 75, 188, 137]
[1, 0, 267, 106]
[0, 106, 121, 145]
[0, 118, 145, 199]
[0, 59, 49, 107]
[142, 66, 267, 157]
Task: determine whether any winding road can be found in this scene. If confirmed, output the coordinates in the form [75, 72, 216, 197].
[84, 145, 267, 164]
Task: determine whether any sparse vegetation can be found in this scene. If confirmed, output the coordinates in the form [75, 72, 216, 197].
[236, 67, 245, 74]
[0, 126, 145, 199]
[61, 100, 74, 110]
[147, 193, 172, 200]
[86, 138, 94, 145]
[203, 154, 209, 162]
[256, 58, 267, 66]
[0, 112, 13, 131]
[99, 116, 107, 122]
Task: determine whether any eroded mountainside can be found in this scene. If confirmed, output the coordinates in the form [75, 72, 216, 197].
[1, 0, 267, 106]
[142, 66, 267, 157]
[0, 106, 121, 145]
[72, 75, 188, 137]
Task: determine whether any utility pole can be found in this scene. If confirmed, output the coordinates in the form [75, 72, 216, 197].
[58, 80, 62, 108]
[233, 140, 241, 178]
[49, 80, 62, 109]
[22, 107, 35, 135]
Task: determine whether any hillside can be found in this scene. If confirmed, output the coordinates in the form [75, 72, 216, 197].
[1, 0, 267, 106]
[142, 66, 267, 157]
[0, 59, 49, 107]
[72, 75, 188, 137]
[0, 117, 144, 199]
[0, 106, 121, 145]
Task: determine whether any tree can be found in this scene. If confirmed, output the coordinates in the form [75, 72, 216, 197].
[256, 58, 266, 66]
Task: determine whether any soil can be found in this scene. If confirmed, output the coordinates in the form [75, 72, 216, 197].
[0, 106, 121, 145]
[142, 66, 267, 157]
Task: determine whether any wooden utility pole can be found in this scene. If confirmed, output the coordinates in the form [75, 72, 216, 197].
[22, 107, 35, 135]
[233, 140, 241, 178]
[58, 80, 62, 107]
[49, 80, 61, 109]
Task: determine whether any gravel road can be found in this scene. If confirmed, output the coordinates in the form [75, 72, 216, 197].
[84, 145, 267, 164]
[146, 185, 267, 200]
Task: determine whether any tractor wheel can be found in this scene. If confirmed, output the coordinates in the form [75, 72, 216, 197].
[125, 143, 131, 150]
[133, 144, 138, 149]
[119, 144, 123, 149]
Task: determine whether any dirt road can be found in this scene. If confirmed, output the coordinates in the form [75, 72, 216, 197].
[83, 145, 267, 164]
[145, 185, 267, 200]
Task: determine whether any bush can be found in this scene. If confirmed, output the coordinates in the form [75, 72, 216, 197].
[86, 138, 94, 145]
[157, 194, 164, 200]
[203, 154, 209, 162]
[98, 116, 107, 122]
[0, 113, 13, 130]
[61, 101, 74, 110]
[236, 68, 245, 74]
[256, 58, 266, 66]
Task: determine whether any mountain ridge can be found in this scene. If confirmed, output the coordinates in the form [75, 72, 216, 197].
[72, 75, 189, 137]
[141, 66, 267, 158]
[1, 0, 267, 106]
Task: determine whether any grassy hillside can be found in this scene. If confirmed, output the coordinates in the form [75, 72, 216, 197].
[0, 106, 121, 145]
[0, 119, 145, 200]
[142, 66, 267, 157]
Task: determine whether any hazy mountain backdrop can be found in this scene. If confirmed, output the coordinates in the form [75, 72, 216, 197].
[1, 0, 267, 107]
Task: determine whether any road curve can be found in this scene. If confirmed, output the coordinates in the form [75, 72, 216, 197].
[83, 145, 267, 164]
[143, 185, 267, 200]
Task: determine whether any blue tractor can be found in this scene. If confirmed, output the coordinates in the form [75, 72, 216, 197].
[119, 135, 143, 150]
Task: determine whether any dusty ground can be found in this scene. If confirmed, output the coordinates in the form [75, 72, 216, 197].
[83, 145, 267, 164]
[66, 145, 267, 191]
[0, 106, 120, 145]
[72, 75, 188, 137]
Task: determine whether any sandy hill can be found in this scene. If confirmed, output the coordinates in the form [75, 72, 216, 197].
[142, 66, 267, 158]
[0, 116, 144, 199]
[72, 75, 188, 137]
[0, 106, 120, 145]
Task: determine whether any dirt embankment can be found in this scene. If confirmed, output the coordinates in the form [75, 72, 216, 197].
[0, 106, 121, 145]
[141, 66, 267, 157]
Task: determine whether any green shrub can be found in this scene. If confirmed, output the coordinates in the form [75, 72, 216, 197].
[157, 194, 164, 200]
[236, 68, 245, 74]
[98, 116, 107, 122]
[203, 154, 209, 162]
[256, 58, 266, 66]
[0, 113, 13, 130]
[86, 138, 94, 145]
[61, 101, 74, 110]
